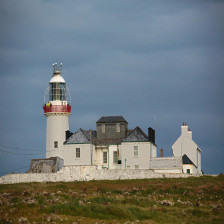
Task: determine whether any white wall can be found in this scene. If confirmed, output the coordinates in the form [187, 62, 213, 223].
[172, 125, 202, 174]
[0, 166, 201, 185]
[95, 146, 108, 169]
[53, 144, 94, 166]
[197, 149, 201, 173]
[150, 143, 157, 157]
[149, 157, 182, 173]
[183, 164, 197, 174]
[108, 145, 122, 170]
[46, 114, 70, 158]
[120, 142, 151, 169]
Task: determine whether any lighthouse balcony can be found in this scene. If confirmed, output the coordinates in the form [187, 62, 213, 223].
[43, 104, 71, 113]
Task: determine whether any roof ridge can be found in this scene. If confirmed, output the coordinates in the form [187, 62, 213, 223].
[79, 128, 91, 141]
[123, 126, 148, 141]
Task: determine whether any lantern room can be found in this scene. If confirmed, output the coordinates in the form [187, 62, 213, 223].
[43, 63, 71, 114]
[49, 75, 66, 101]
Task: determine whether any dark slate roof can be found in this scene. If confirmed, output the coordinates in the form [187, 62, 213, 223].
[96, 116, 128, 124]
[65, 128, 96, 144]
[123, 127, 148, 142]
[182, 154, 194, 165]
[95, 138, 123, 146]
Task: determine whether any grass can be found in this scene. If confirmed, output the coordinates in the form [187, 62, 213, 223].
[0, 176, 223, 223]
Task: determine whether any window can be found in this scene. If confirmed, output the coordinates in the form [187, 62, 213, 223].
[76, 148, 80, 158]
[116, 123, 120, 132]
[102, 124, 105, 133]
[49, 83, 66, 101]
[103, 151, 107, 163]
[113, 151, 118, 164]
[127, 165, 130, 169]
[54, 141, 58, 148]
[134, 146, 138, 156]
[134, 165, 139, 169]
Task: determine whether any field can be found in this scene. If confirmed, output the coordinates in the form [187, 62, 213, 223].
[0, 175, 223, 224]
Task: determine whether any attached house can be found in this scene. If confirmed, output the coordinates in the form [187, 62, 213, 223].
[120, 127, 157, 170]
[94, 116, 128, 169]
[62, 128, 96, 166]
[57, 116, 157, 170]
[182, 154, 198, 174]
[172, 123, 202, 174]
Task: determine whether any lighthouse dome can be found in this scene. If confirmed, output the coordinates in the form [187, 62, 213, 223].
[49, 74, 65, 83]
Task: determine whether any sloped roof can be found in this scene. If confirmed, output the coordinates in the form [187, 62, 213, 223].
[96, 116, 128, 124]
[95, 138, 123, 146]
[123, 127, 148, 142]
[66, 128, 95, 144]
[182, 154, 195, 166]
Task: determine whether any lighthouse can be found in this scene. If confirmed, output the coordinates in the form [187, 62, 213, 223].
[43, 63, 71, 158]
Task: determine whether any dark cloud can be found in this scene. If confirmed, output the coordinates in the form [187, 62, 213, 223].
[0, 0, 223, 175]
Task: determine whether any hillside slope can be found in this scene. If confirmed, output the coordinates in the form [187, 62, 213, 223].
[0, 176, 223, 223]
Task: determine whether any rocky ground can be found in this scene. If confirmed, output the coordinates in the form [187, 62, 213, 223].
[0, 175, 223, 223]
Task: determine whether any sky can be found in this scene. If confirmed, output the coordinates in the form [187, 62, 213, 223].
[0, 0, 223, 175]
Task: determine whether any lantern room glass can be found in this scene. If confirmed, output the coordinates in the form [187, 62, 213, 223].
[49, 83, 66, 101]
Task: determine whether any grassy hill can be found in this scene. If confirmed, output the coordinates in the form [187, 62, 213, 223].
[0, 175, 223, 224]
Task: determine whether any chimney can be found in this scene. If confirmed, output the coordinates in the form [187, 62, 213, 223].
[181, 122, 188, 136]
[160, 148, 163, 157]
[89, 129, 92, 141]
[188, 128, 192, 139]
[65, 130, 73, 140]
[148, 127, 155, 144]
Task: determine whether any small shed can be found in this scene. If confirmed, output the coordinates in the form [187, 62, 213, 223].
[27, 157, 64, 173]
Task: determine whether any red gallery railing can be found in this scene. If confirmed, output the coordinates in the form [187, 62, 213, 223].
[43, 104, 71, 113]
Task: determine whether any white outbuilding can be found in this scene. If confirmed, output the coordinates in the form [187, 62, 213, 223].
[172, 123, 202, 174]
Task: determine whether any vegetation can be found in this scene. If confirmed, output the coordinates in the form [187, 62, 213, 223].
[0, 175, 223, 223]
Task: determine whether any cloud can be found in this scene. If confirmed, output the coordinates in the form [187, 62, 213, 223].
[0, 0, 224, 175]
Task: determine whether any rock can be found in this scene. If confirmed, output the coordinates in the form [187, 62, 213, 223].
[153, 205, 157, 210]
[212, 204, 223, 213]
[18, 217, 28, 224]
[159, 200, 174, 206]
[10, 208, 16, 213]
[78, 200, 84, 206]
[42, 191, 49, 196]
[123, 191, 130, 196]
[177, 199, 193, 206]
[47, 216, 52, 222]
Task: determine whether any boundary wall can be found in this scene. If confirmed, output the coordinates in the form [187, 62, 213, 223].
[0, 166, 201, 185]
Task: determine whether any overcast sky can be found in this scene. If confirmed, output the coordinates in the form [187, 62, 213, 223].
[0, 0, 223, 175]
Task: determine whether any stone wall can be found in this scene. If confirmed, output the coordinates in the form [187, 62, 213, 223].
[0, 166, 201, 185]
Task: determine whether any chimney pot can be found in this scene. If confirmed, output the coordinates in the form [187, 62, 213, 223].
[160, 148, 164, 157]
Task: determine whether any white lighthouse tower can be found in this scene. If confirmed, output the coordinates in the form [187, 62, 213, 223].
[43, 63, 71, 158]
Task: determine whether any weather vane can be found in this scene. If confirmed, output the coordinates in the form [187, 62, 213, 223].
[52, 62, 63, 75]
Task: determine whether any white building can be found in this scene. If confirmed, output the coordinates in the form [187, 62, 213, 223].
[121, 127, 157, 170]
[172, 123, 202, 174]
[37, 64, 203, 174]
